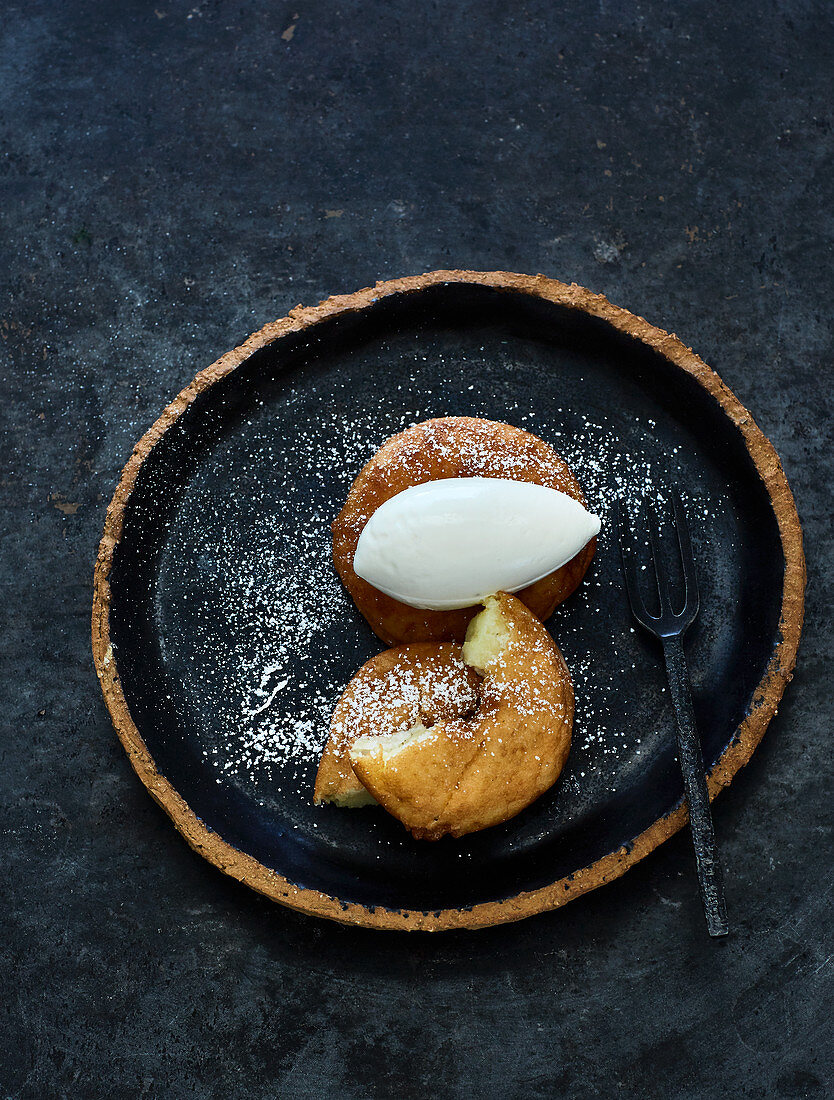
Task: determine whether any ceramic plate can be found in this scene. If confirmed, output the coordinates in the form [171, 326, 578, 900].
[93, 271, 804, 930]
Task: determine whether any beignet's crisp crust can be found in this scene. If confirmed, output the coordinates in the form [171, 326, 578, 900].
[332, 417, 596, 645]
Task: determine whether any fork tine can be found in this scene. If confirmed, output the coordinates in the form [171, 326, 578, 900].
[672, 488, 700, 616]
[616, 503, 657, 625]
[646, 503, 672, 616]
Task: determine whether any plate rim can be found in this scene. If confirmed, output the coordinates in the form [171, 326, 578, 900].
[91, 269, 806, 931]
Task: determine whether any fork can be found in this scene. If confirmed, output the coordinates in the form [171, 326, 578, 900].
[616, 490, 729, 937]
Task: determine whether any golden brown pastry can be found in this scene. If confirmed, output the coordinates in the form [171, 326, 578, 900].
[313, 643, 481, 808]
[332, 416, 596, 645]
[316, 592, 574, 841]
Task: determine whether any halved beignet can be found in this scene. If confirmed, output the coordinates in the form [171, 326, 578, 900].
[332, 417, 596, 645]
[316, 592, 573, 840]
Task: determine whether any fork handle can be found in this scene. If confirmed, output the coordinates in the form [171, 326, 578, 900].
[661, 636, 729, 937]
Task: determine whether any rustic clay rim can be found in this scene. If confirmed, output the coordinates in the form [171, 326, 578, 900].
[92, 270, 806, 932]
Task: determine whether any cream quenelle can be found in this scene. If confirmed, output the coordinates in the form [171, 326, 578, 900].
[353, 476, 601, 610]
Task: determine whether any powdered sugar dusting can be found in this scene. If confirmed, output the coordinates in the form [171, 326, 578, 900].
[153, 365, 723, 809]
[330, 649, 480, 754]
[160, 401, 427, 789]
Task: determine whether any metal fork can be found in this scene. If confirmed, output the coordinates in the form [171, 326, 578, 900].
[617, 490, 729, 937]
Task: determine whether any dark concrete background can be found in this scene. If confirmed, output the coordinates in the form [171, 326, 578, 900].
[2, 2, 832, 1097]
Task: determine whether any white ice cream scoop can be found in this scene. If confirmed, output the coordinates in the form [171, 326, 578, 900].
[353, 476, 601, 610]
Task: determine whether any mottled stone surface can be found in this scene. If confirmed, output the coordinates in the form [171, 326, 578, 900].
[1, 2, 832, 1096]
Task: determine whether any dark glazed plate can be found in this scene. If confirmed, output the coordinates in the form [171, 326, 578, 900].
[93, 271, 804, 930]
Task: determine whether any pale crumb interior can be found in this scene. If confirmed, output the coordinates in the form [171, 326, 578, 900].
[350, 721, 434, 763]
[462, 595, 512, 675]
[326, 787, 377, 809]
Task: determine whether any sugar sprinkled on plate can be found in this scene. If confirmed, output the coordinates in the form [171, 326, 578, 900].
[160, 381, 719, 804]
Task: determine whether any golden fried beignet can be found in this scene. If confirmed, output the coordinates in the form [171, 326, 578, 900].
[317, 593, 573, 841]
[332, 417, 596, 644]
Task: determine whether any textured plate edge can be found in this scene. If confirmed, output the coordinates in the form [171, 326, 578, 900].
[91, 269, 806, 932]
